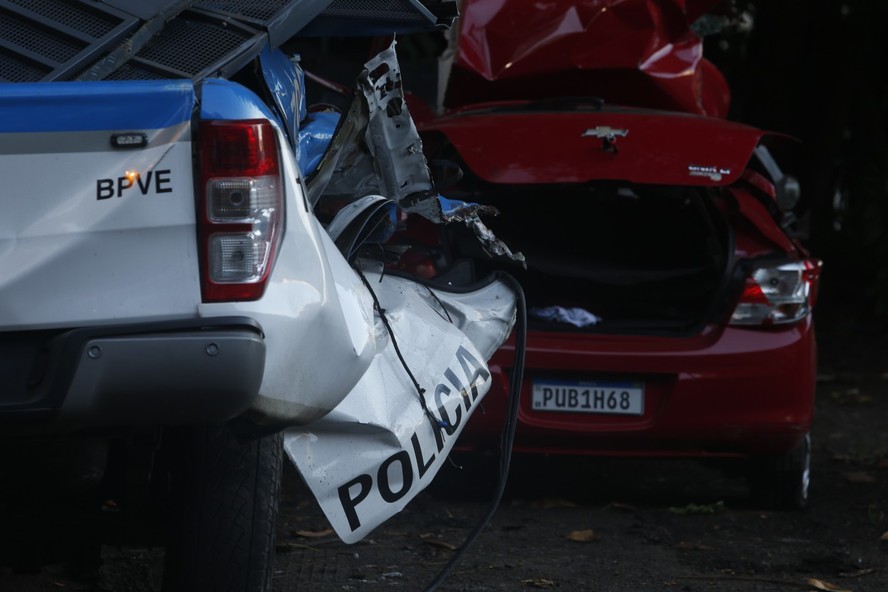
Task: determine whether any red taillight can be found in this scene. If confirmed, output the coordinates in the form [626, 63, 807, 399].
[730, 258, 822, 326]
[738, 281, 769, 305]
[198, 119, 284, 302]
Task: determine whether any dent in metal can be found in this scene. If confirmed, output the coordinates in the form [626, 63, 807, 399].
[296, 110, 339, 176]
[283, 269, 516, 543]
[259, 47, 307, 148]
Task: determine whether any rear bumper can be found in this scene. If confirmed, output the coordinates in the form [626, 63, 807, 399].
[0, 317, 265, 434]
[460, 319, 817, 459]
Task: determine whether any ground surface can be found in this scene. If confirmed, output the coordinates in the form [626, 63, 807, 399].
[270, 323, 888, 592]
[2, 321, 887, 592]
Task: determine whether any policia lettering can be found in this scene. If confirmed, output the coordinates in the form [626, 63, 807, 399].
[96, 170, 172, 199]
[337, 345, 490, 532]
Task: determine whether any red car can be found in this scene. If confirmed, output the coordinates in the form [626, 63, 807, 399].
[404, 0, 822, 509]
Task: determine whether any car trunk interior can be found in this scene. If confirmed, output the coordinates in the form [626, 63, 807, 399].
[442, 180, 733, 335]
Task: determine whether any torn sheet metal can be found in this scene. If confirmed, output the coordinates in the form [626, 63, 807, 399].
[308, 44, 524, 266]
[284, 269, 517, 543]
[307, 41, 433, 206]
[402, 194, 526, 266]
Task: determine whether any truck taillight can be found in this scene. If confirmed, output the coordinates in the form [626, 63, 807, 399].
[729, 259, 822, 326]
[199, 120, 283, 302]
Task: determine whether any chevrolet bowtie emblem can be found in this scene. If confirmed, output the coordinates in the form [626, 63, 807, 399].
[582, 127, 628, 155]
[582, 126, 629, 140]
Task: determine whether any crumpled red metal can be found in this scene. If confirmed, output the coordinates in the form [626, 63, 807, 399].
[446, 0, 730, 117]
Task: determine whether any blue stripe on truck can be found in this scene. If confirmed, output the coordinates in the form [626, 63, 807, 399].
[0, 80, 195, 133]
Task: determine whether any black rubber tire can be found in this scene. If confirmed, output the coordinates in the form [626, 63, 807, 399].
[161, 424, 283, 592]
[747, 432, 811, 511]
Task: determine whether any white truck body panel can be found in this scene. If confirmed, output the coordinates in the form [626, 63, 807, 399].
[0, 126, 200, 329]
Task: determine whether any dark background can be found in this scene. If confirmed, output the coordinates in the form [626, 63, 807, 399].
[707, 1, 888, 330]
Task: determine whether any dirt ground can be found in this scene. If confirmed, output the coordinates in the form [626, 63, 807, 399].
[2, 320, 887, 592]
[268, 328, 888, 592]
[271, 318, 888, 592]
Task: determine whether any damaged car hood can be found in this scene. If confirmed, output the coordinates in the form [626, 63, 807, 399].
[419, 103, 767, 186]
[443, 0, 730, 117]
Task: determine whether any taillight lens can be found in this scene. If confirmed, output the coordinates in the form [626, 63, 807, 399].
[730, 259, 822, 326]
[199, 120, 283, 302]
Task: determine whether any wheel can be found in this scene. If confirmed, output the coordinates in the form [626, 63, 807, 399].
[160, 424, 283, 592]
[746, 432, 811, 511]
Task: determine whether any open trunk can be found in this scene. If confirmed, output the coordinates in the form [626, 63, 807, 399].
[443, 180, 733, 335]
[414, 105, 770, 335]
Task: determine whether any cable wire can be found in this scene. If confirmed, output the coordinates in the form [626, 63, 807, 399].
[422, 271, 527, 591]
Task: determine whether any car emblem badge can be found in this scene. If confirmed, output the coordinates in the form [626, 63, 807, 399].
[688, 165, 732, 181]
[582, 126, 628, 155]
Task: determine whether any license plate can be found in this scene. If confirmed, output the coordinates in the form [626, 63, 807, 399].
[531, 379, 644, 415]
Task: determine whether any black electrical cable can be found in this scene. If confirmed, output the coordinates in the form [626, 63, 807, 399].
[355, 267, 445, 429]
[422, 271, 527, 592]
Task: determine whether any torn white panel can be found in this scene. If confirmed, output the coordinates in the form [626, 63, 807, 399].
[284, 269, 516, 543]
[360, 42, 433, 202]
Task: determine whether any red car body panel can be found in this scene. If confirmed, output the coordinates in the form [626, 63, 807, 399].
[418, 105, 816, 462]
[418, 105, 798, 255]
[414, 0, 818, 475]
[446, 0, 731, 117]
[421, 103, 763, 186]
[460, 318, 816, 458]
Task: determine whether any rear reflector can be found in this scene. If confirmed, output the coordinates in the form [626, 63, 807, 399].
[730, 259, 822, 326]
[199, 120, 283, 302]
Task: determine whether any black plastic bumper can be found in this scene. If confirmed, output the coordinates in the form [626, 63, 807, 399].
[0, 317, 265, 434]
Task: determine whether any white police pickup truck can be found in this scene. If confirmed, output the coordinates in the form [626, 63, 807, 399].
[0, 2, 519, 590]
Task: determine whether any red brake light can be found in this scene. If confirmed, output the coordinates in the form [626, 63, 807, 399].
[738, 281, 769, 305]
[202, 122, 280, 177]
[730, 259, 822, 326]
[198, 119, 284, 302]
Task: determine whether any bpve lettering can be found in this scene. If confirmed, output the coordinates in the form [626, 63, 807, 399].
[96, 170, 173, 199]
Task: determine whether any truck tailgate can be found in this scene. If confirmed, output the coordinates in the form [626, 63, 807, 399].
[0, 80, 198, 330]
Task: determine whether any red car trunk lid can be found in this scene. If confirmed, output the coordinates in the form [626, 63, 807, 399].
[421, 105, 765, 187]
